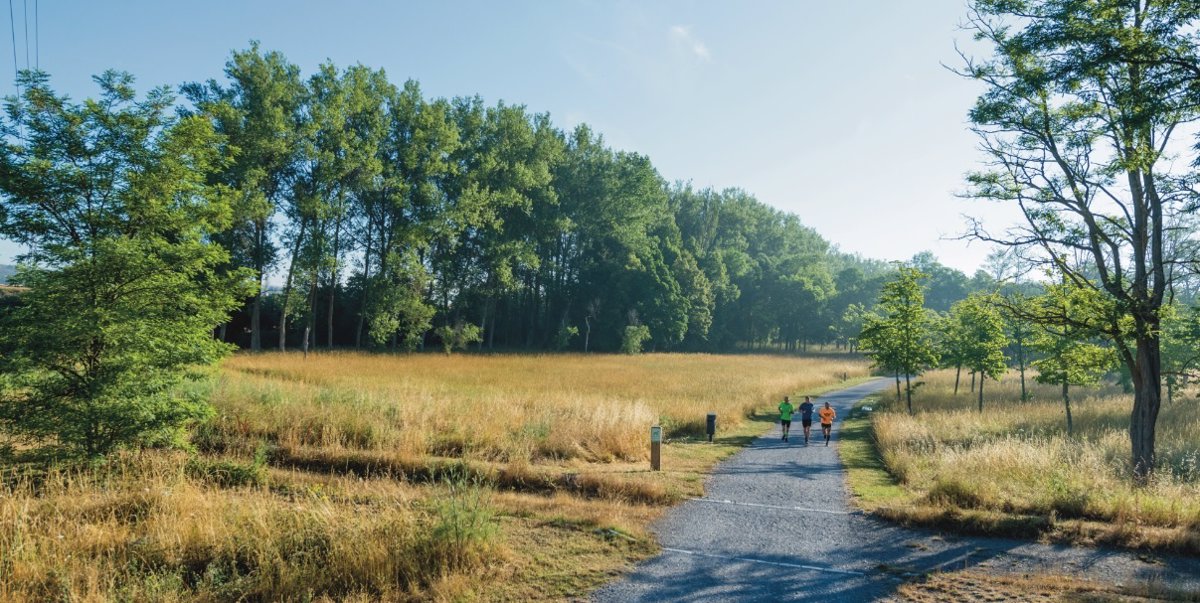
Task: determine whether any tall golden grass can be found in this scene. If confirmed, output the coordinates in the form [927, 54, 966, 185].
[872, 369, 1200, 548]
[1, 351, 868, 601]
[209, 352, 868, 463]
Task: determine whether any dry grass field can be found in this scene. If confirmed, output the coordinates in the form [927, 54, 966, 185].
[851, 369, 1200, 552]
[0, 351, 868, 602]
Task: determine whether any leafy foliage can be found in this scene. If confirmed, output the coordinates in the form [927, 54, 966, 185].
[961, 0, 1200, 481]
[859, 267, 940, 413]
[0, 71, 251, 459]
[434, 322, 483, 355]
[945, 294, 1009, 411]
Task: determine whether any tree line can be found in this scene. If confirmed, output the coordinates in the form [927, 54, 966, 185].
[165, 44, 960, 354]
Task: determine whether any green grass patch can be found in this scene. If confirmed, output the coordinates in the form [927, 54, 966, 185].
[839, 394, 913, 510]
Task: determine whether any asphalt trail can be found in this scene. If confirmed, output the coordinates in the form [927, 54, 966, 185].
[591, 378, 1200, 602]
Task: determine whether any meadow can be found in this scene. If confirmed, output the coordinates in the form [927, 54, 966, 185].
[0, 352, 868, 602]
[848, 369, 1200, 552]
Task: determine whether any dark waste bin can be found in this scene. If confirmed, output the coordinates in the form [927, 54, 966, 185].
[706, 413, 717, 442]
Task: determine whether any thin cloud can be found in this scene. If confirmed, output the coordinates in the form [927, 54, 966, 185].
[669, 25, 711, 61]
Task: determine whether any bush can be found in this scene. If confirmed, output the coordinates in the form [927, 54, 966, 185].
[421, 474, 499, 572]
[186, 445, 269, 488]
[554, 325, 579, 350]
[434, 322, 483, 355]
[621, 325, 651, 355]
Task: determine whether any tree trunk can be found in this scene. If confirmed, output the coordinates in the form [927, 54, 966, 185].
[1062, 380, 1073, 437]
[584, 314, 591, 353]
[904, 372, 913, 415]
[306, 269, 319, 357]
[326, 217, 342, 349]
[894, 371, 901, 402]
[355, 220, 373, 349]
[278, 221, 308, 352]
[977, 376, 984, 413]
[1017, 336, 1028, 402]
[970, 371, 976, 393]
[217, 323, 228, 342]
[1130, 333, 1162, 484]
[250, 290, 262, 351]
[250, 219, 266, 351]
[478, 304, 489, 352]
[954, 364, 961, 395]
[487, 308, 496, 350]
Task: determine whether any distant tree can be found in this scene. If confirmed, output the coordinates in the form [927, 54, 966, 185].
[938, 306, 969, 396]
[949, 294, 1009, 412]
[835, 303, 868, 353]
[961, 1, 1200, 482]
[859, 267, 939, 414]
[909, 251, 969, 312]
[998, 292, 1034, 401]
[0, 71, 250, 459]
[1161, 303, 1200, 404]
[1029, 280, 1116, 436]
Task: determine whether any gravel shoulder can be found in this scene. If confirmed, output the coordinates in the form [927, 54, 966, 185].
[591, 378, 1200, 602]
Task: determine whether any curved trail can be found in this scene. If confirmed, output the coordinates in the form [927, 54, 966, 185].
[592, 378, 1200, 602]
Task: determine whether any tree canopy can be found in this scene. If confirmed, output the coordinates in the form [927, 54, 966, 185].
[0, 71, 250, 459]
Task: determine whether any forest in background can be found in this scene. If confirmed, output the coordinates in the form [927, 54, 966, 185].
[165, 45, 1016, 354]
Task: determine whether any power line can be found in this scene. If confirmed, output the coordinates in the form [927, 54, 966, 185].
[7, 0, 16, 89]
[21, 0, 26, 70]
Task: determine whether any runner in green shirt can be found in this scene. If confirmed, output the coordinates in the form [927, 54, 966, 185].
[778, 395, 795, 442]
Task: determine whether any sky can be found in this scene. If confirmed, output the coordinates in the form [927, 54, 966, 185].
[0, 0, 1023, 274]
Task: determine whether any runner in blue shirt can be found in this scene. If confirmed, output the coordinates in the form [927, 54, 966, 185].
[798, 396, 815, 445]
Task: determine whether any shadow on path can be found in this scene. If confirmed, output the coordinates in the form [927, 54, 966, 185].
[591, 378, 1200, 602]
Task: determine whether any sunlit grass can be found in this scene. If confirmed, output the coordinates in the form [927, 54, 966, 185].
[1, 351, 869, 601]
[862, 368, 1200, 551]
[209, 352, 869, 463]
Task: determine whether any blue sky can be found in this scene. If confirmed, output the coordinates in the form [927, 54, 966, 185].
[1, 0, 1020, 274]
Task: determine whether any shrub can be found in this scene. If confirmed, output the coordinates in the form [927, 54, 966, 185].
[621, 325, 651, 355]
[555, 325, 579, 350]
[434, 322, 483, 355]
[421, 474, 499, 572]
[185, 445, 269, 488]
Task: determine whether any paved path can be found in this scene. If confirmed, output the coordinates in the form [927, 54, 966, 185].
[592, 378, 1200, 602]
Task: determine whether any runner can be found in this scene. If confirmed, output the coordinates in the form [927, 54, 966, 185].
[798, 395, 815, 445]
[818, 401, 836, 446]
[778, 395, 795, 442]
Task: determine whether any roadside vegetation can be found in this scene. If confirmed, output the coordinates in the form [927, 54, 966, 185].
[844, 369, 1200, 553]
[888, 569, 1200, 603]
[0, 352, 868, 601]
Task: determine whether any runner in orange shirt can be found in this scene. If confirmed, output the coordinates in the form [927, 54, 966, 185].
[818, 401, 836, 446]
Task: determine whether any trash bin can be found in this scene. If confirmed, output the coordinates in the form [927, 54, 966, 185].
[706, 413, 717, 442]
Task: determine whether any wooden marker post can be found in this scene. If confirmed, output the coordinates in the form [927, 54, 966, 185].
[650, 426, 662, 471]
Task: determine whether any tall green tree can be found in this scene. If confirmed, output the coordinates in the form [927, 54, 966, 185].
[364, 81, 461, 348]
[305, 63, 388, 349]
[859, 267, 939, 414]
[961, 1, 1200, 482]
[0, 71, 250, 458]
[182, 43, 306, 350]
